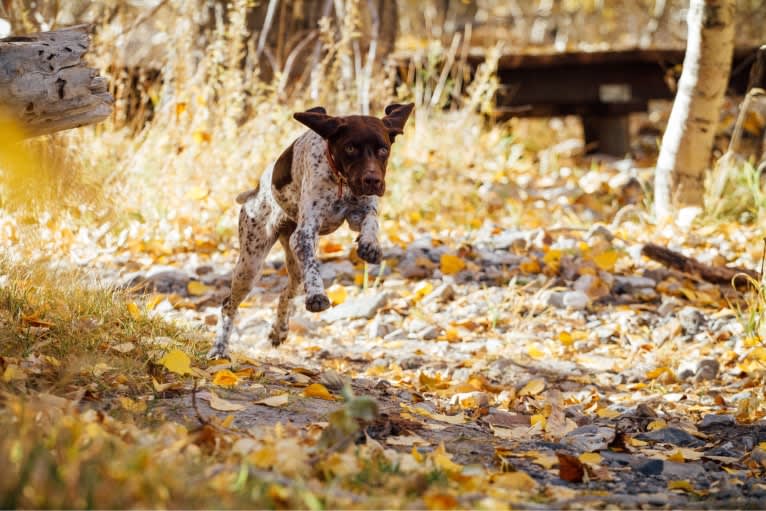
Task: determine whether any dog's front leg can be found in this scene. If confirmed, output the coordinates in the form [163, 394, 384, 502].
[290, 217, 331, 312]
[356, 202, 382, 264]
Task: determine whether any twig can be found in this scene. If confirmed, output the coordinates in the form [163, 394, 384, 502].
[191, 379, 210, 426]
[759, 238, 766, 281]
[257, 0, 279, 57]
[641, 243, 760, 290]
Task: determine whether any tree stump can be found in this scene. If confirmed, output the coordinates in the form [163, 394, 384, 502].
[0, 24, 112, 137]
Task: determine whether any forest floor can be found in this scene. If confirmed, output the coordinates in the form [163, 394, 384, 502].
[3, 113, 766, 508]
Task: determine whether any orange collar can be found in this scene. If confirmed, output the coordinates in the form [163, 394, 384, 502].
[325, 143, 344, 199]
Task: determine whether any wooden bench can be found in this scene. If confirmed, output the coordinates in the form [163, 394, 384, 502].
[396, 47, 761, 155]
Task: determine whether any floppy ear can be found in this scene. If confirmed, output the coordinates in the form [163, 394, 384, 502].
[293, 107, 343, 139]
[382, 102, 414, 142]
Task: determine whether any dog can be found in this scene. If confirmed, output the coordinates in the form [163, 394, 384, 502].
[207, 103, 414, 359]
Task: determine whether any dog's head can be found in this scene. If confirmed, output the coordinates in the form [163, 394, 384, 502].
[293, 103, 414, 197]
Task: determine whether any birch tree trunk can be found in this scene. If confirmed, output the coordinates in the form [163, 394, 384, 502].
[653, 0, 735, 221]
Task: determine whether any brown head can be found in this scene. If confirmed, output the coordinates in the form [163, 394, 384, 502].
[293, 103, 414, 197]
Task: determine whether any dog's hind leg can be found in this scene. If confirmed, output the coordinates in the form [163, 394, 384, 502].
[208, 201, 278, 360]
[268, 230, 301, 347]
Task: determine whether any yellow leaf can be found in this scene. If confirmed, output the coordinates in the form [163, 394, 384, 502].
[255, 393, 289, 407]
[578, 452, 602, 465]
[668, 480, 694, 492]
[207, 390, 245, 411]
[192, 130, 211, 143]
[527, 344, 545, 359]
[432, 443, 462, 473]
[423, 492, 458, 510]
[543, 249, 563, 270]
[519, 258, 541, 273]
[440, 254, 466, 275]
[646, 367, 670, 380]
[596, 407, 620, 418]
[221, 414, 235, 428]
[530, 453, 558, 469]
[412, 281, 434, 301]
[558, 331, 574, 346]
[186, 186, 209, 200]
[628, 437, 648, 447]
[303, 383, 335, 400]
[667, 449, 685, 463]
[127, 302, 142, 320]
[492, 471, 539, 491]
[187, 281, 210, 296]
[160, 349, 192, 376]
[326, 285, 348, 306]
[519, 378, 546, 397]
[593, 250, 619, 271]
[748, 347, 766, 362]
[647, 419, 667, 431]
[212, 369, 240, 388]
[119, 396, 147, 413]
[411, 445, 424, 462]
[531, 414, 547, 429]
[2, 364, 26, 382]
[175, 101, 187, 118]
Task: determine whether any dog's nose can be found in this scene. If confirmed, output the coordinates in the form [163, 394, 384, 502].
[363, 175, 382, 190]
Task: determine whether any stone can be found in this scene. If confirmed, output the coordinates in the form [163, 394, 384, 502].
[421, 283, 456, 305]
[562, 290, 590, 310]
[563, 425, 615, 452]
[694, 359, 719, 381]
[678, 307, 705, 335]
[635, 458, 664, 476]
[613, 275, 657, 293]
[573, 274, 610, 300]
[634, 427, 704, 447]
[320, 292, 390, 322]
[663, 461, 705, 479]
[417, 326, 440, 340]
[698, 414, 736, 429]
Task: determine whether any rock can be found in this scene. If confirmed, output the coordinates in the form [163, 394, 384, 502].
[400, 356, 425, 370]
[635, 458, 664, 476]
[613, 275, 657, 293]
[421, 283, 456, 305]
[320, 292, 389, 322]
[634, 427, 704, 447]
[417, 326, 440, 340]
[663, 461, 705, 479]
[678, 307, 705, 335]
[563, 290, 589, 310]
[489, 230, 532, 251]
[698, 414, 736, 429]
[573, 274, 610, 300]
[694, 359, 719, 381]
[398, 251, 434, 279]
[122, 266, 191, 294]
[563, 425, 615, 451]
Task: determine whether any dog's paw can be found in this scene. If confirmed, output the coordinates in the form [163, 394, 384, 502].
[305, 293, 331, 312]
[268, 328, 287, 347]
[357, 240, 382, 264]
[207, 344, 230, 360]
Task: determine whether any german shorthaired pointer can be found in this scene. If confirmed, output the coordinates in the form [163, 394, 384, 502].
[208, 103, 414, 359]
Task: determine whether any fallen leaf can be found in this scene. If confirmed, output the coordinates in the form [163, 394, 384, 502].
[668, 480, 695, 492]
[440, 254, 466, 275]
[423, 492, 458, 510]
[593, 250, 619, 271]
[160, 349, 192, 376]
[187, 281, 210, 296]
[119, 396, 147, 413]
[205, 391, 245, 411]
[2, 364, 26, 382]
[127, 302, 142, 320]
[432, 443, 462, 473]
[578, 452, 602, 465]
[557, 452, 585, 483]
[255, 393, 289, 407]
[212, 369, 240, 388]
[326, 285, 348, 305]
[519, 378, 546, 397]
[303, 383, 335, 401]
[491, 471, 539, 491]
[111, 342, 136, 353]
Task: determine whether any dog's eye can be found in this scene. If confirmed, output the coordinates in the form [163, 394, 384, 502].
[378, 147, 389, 157]
[344, 144, 356, 154]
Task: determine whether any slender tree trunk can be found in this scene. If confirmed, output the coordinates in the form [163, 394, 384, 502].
[654, 0, 734, 221]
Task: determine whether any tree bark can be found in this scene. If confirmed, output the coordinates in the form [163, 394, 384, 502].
[653, 0, 735, 221]
[0, 24, 112, 137]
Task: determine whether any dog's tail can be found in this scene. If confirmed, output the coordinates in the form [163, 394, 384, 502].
[235, 183, 260, 204]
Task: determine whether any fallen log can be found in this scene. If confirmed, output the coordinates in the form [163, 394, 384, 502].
[641, 243, 760, 289]
[0, 24, 112, 137]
